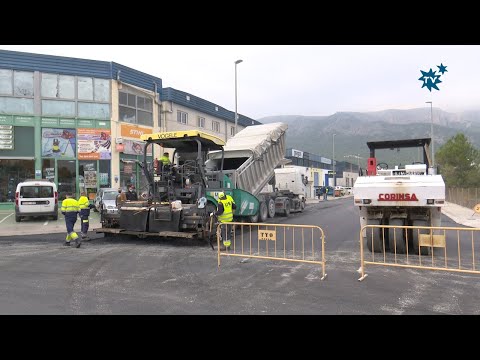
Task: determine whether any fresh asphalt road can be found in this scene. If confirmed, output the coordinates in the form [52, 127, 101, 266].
[1, 198, 479, 314]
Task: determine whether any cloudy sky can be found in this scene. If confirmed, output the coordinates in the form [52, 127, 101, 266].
[1, 45, 478, 120]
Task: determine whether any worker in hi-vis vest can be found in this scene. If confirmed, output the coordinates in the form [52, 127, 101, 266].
[211, 192, 236, 251]
[61, 193, 81, 248]
[77, 191, 94, 241]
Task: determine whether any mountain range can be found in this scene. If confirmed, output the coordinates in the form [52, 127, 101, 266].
[258, 108, 480, 165]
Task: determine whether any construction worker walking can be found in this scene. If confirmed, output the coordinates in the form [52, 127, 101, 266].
[77, 191, 94, 241]
[210, 192, 236, 251]
[61, 193, 81, 248]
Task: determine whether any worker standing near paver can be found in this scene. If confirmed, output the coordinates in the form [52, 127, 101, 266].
[211, 192, 236, 251]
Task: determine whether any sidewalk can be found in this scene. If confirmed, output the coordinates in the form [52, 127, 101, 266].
[442, 201, 480, 228]
[0, 211, 102, 237]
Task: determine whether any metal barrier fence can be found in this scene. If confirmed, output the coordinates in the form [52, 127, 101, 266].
[216, 222, 327, 280]
[358, 224, 480, 281]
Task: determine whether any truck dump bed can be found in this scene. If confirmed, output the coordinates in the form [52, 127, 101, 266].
[207, 122, 287, 196]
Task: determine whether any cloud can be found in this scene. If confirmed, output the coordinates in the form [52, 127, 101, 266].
[1, 45, 479, 119]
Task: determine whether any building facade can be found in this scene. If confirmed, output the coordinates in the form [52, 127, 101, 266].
[160, 87, 259, 141]
[286, 148, 359, 198]
[0, 50, 257, 209]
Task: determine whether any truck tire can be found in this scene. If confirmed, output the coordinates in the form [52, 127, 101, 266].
[411, 220, 429, 255]
[248, 213, 259, 223]
[284, 199, 291, 217]
[15, 215, 21, 222]
[388, 219, 407, 254]
[365, 219, 384, 253]
[206, 202, 216, 217]
[259, 202, 268, 223]
[267, 198, 276, 218]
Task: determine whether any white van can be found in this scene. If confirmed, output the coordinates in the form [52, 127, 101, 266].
[15, 179, 58, 222]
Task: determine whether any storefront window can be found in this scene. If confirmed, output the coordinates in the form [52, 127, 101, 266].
[0, 159, 34, 202]
[120, 154, 136, 189]
[42, 159, 55, 182]
[57, 160, 76, 200]
[99, 160, 111, 189]
[79, 161, 97, 201]
[119, 154, 151, 194]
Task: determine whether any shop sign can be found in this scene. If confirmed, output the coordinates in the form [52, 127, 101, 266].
[0, 125, 13, 149]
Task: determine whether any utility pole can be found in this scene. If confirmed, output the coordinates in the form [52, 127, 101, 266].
[332, 134, 336, 187]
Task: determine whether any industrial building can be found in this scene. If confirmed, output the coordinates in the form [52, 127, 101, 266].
[0, 49, 259, 209]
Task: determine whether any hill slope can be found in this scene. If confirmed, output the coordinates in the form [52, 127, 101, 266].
[258, 108, 480, 162]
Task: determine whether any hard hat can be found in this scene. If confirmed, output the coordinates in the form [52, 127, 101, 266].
[218, 192, 225, 199]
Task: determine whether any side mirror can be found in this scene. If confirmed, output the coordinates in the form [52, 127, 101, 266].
[197, 196, 207, 209]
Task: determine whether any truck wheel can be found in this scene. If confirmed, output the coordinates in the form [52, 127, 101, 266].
[365, 219, 385, 253]
[206, 202, 216, 216]
[388, 219, 407, 254]
[15, 215, 21, 222]
[411, 220, 429, 255]
[259, 202, 268, 223]
[248, 213, 259, 223]
[267, 198, 275, 218]
[52, 214, 58, 221]
[284, 200, 291, 217]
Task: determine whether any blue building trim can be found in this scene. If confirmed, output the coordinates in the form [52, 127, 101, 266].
[161, 87, 259, 127]
[0, 50, 161, 93]
[111, 62, 161, 94]
[0, 50, 111, 79]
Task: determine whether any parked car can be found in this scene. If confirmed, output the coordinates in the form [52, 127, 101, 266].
[334, 186, 346, 197]
[15, 179, 58, 222]
[94, 188, 119, 213]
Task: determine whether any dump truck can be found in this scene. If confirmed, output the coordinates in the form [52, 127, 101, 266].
[353, 138, 445, 254]
[205, 122, 306, 222]
[95, 123, 306, 242]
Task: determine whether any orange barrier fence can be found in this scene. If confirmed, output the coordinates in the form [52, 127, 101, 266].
[358, 224, 480, 281]
[217, 222, 326, 280]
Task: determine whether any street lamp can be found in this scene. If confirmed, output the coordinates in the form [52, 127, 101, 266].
[426, 101, 434, 168]
[332, 133, 336, 187]
[234, 59, 243, 136]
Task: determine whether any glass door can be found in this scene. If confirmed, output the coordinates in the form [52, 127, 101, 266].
[57, 160, 76, 200]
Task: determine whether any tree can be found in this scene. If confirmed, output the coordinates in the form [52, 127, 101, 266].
[436, 133, 480, 187]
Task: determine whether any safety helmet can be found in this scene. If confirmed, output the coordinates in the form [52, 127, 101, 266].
[218, 192, 225, 199]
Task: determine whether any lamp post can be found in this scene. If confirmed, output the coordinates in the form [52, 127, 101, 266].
[426, 101, 434, 168]
[234, 59, 243, 136]
[332, 133, 336, 187]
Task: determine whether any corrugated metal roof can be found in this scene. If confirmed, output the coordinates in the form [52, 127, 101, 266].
[0, 49, 111, 78]
[0, 50, 162, 93]
[161, 87, 260, 126]
[111, 62, 161, 94]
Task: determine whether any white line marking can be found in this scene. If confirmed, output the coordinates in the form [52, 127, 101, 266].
[0, 213, 13, 223]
